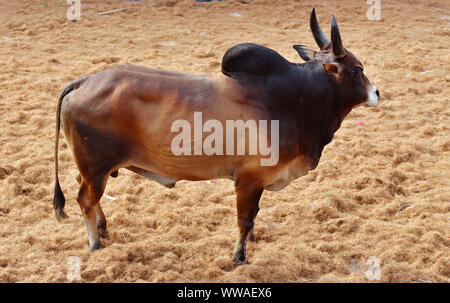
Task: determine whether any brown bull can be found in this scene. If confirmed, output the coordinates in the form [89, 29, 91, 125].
[53, 9, 379, 264]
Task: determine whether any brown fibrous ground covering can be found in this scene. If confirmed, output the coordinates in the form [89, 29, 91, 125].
[0, 0, 448, 282]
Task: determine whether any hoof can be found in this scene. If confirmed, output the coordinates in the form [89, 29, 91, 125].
[248, 233, 256, 242]
[89, 242, 104, 252]
[233, 257, 249, 266]
[233, 250, 249, 265]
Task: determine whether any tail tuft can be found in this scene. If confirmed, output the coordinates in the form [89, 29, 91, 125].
[53, 180, 68, 221]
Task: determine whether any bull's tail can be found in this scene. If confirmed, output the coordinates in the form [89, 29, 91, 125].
[53, 76, 90, 221]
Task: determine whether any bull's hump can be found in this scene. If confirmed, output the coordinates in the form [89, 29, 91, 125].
[221, 43, 291, 80]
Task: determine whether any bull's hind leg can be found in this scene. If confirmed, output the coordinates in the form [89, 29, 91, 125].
[76, 172, 108, 238]
[233, 177, 263, 265]
[76, 175, 108, 251]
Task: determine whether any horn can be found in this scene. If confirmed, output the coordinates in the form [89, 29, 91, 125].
[310, 8, 330, 50]
[331, 15, 346, 58]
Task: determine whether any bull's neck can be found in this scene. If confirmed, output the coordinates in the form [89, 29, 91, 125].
[290, 63, 352, 167]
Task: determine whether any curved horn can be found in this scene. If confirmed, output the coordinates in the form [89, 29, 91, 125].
[310, 8, 330, 50]
[331, 15, 346, 58]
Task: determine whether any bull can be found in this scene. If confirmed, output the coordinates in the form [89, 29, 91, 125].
[53, 9, 379, 264]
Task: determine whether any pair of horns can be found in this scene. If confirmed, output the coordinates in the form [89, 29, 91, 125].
[310, 8, 345, 59]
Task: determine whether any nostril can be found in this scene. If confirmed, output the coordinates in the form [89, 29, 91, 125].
[376, 89, 380, 98]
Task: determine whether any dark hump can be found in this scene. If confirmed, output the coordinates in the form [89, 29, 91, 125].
[221, 43, 291, 82]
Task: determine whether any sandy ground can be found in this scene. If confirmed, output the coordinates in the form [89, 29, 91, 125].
[0, 0, 448, 283]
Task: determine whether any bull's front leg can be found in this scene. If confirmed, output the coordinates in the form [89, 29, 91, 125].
[233, 177, 264, 265]
[248, 206, 260, 242]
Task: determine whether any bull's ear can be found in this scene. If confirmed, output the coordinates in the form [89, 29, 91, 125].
[323, 63, 341, 76]
[293, 45, 316, 61]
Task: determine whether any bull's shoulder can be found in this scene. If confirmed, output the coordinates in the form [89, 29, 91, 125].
[221, 43, 291, 80]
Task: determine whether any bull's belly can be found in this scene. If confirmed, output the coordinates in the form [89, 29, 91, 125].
[131, 152, 241, 182]
[130, 151, 310, 192]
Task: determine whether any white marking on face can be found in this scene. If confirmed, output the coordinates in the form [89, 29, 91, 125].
[365, 85, 379, 107]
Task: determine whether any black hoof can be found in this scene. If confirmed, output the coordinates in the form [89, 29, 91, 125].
[233, 250, 249, 265]
[90, 242, 104, 252]
[233, 257, 249, 266]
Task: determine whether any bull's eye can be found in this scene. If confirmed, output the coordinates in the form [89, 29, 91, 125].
[352, 67, 363, 77]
